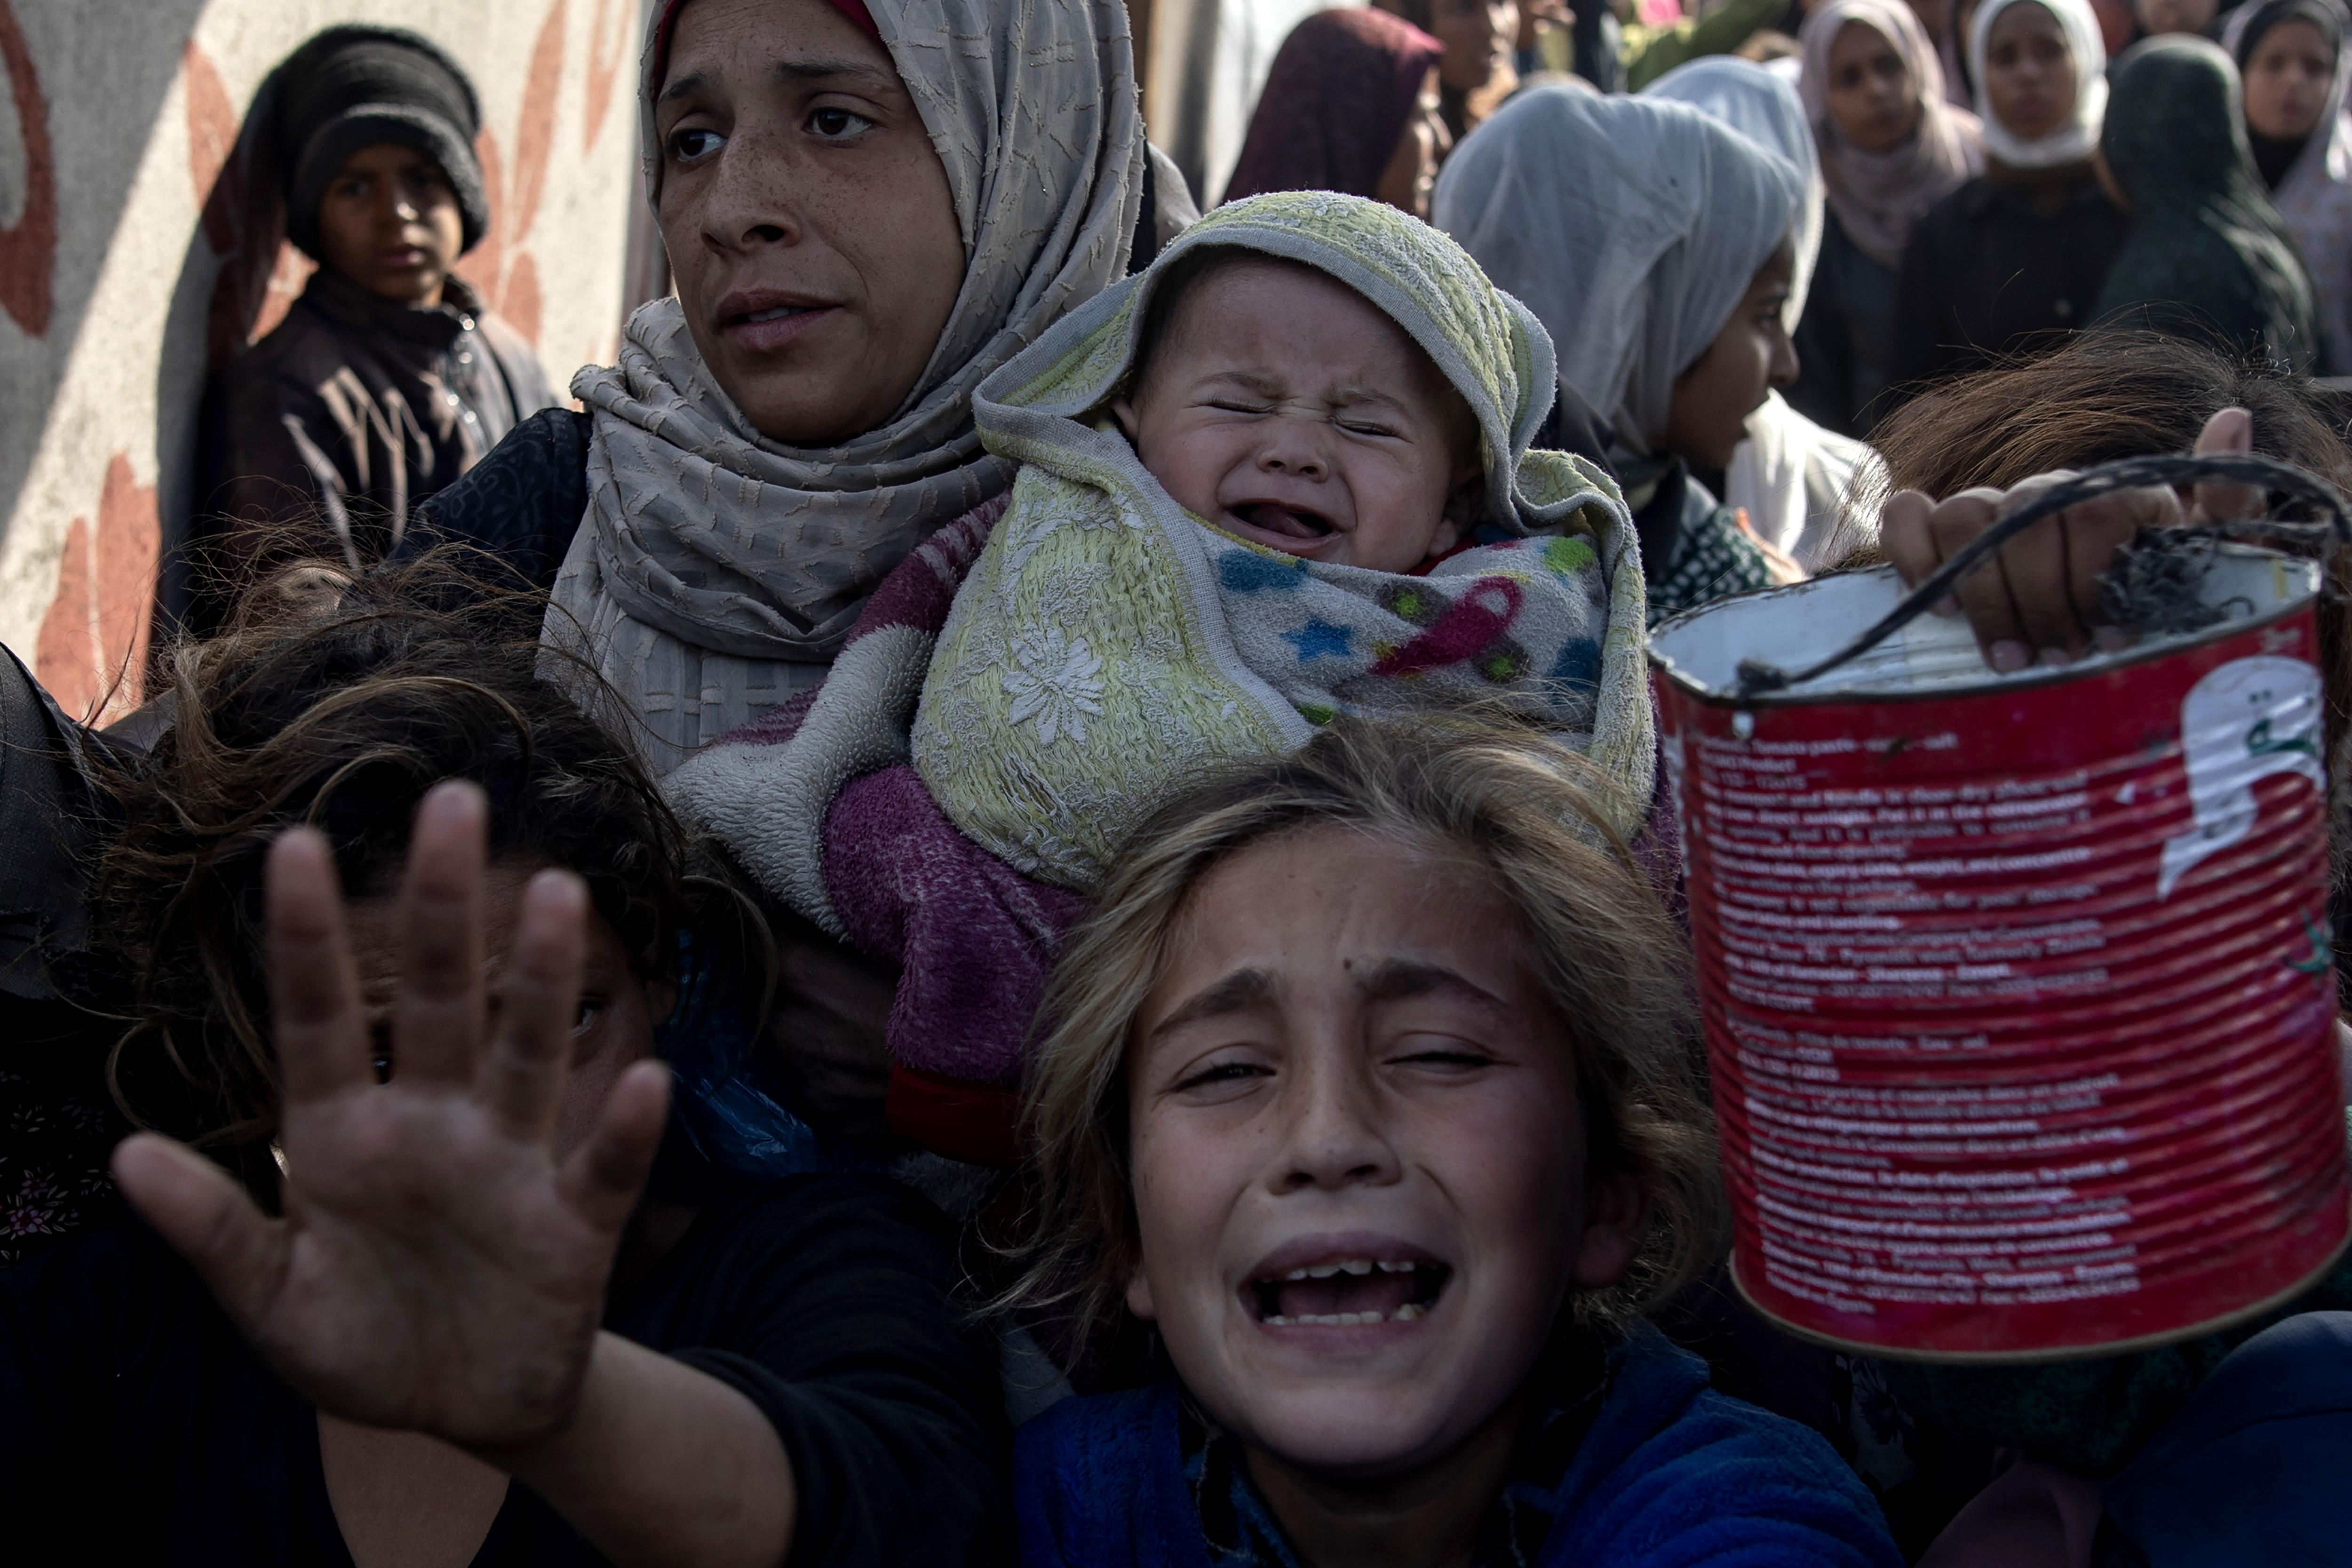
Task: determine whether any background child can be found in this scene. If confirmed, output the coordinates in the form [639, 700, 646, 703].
[1007, 718, 1900, 1568]
[196, 26, 554, 628]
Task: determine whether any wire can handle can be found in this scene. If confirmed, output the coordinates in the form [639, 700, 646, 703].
[1732, 451, 2352, 700]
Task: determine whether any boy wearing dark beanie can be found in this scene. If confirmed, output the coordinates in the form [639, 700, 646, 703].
[196, 26, 554, 623]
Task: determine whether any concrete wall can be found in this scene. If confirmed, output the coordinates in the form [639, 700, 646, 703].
[0, 0, 645, 724]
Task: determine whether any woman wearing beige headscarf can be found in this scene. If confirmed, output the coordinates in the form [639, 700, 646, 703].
[400, 0, 1191, 1165]
[1791, 0, 1982, 434]
[550, 0, 1166, 774]
[410, 0, 1191, 777]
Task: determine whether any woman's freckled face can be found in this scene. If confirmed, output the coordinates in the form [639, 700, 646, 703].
[1121, 826, 1613, 1479]
[653, 0, 966, 447]
[1982, 1, 2077, 143]
[2244, 19, 2337, 143]
[1663, 241, 1798, 471]
[1825, 21, 1921, 154]
[1111, 260, 1480, 573]
[344, 865, 666, 1160]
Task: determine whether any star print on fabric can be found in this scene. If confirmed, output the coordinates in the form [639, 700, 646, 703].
[1284, 617, 1355, 661]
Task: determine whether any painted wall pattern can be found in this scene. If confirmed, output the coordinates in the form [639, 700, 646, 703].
[0, 0, 644, 724]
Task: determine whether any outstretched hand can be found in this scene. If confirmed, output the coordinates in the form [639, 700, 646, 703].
[112, 781, 671, 1450]
[1881, 405, 2261, 672]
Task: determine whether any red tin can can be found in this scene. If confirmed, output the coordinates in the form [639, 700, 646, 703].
[1650, 549, 2351, 1360]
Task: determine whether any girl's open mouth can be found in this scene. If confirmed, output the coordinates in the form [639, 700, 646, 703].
[1247, 1257, 1452, 1327]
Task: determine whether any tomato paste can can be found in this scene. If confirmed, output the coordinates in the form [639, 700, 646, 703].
[1650, 549, 2351, 1360]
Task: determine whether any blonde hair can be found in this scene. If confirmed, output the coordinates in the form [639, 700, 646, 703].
[1007, 716, 1725, 1358]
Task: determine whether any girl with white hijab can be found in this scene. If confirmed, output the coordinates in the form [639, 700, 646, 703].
[1884, 0, 2127, 394]
[1646, 57, 1874, 571]
[1435, 85, 1809, 619]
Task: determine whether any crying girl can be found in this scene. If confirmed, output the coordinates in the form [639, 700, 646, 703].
[1005, 720, 1902, 1568]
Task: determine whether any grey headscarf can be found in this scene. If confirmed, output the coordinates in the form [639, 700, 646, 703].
[549, 0, 1145, 771]
[1645, 57, 1824, 330]
[1797, 0, 1984, 271]
[1434, 88, 1804, 457]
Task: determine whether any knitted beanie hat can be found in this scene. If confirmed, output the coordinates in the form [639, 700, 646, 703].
[276, 26, 491, 259]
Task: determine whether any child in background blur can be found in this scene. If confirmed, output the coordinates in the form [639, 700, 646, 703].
[196, 26, 553, 626]
[2228, 0, 2352, 373]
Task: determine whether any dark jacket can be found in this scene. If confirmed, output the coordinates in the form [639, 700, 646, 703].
[195, 269, 553, 620]
[1013, 1324, 1900, 1568]
[1885, 164, 2130, 399]
[0, 648, 131, 1267]
[1790, 212, 1902, 439]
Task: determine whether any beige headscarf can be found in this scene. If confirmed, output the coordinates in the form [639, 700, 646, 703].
[548, 0, 1145, 772]
[1799, 0, 1983, 270]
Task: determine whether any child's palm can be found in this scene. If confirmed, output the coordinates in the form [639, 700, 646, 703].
[111, 785, 668, 1452]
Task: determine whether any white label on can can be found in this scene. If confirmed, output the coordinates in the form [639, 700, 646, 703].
[2157, 656, 2324, 898]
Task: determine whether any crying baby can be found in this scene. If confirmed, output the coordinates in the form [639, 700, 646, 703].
[914, 191, 1653, 895]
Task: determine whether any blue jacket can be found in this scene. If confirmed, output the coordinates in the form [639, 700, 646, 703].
[1013, 1323, 1900, 1568]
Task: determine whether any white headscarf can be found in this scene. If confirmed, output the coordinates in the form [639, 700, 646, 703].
[1643, 61, 1872, 572]
[1434, 87, 1805, 456]
[2225, 0, 2352, 371]
[548, 0, 1144, 771]
[1645, 57, 1824, 330]
[1970, 0, 2108, 169]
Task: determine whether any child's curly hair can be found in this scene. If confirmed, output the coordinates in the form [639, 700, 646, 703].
[84, 554, 750, 1202]
[1005, 715, 1725, 1361]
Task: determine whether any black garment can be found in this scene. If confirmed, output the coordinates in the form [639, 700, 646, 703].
[197, 269, 554, 621]
[1129, 150, 1162, 274]
[2252, 128, 2311, 189]
[0, 1175, 1010, 1567]
[1885, 164, 2130, 399]
[1573, 2, 1626, 92]
[396, 405, 594, 590]
[1628, 458, 1774, 625]
[2095, 34, 2322, 373]
[0, 648, 131, 1266]
[0, 647, 103, 1004]
[274, 25, 491, 257]
[1789, 212, 1901, 439]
